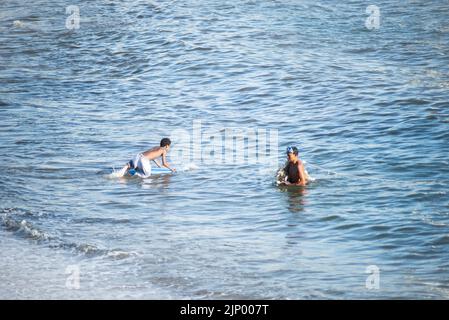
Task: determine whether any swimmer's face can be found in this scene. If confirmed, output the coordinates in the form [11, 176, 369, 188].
[287, 152, 297, 162]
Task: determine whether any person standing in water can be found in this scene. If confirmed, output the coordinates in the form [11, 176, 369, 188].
[281, 146, 308, 186]
[116, 138, 176, 178]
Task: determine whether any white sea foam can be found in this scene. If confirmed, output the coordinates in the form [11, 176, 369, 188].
[13, 20, 23, 28]
[106, 165, 129, 179]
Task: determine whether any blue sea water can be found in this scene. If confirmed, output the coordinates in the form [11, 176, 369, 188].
[1, 0, 449, 299]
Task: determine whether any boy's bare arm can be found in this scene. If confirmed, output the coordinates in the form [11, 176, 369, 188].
[161, 151, 176, 172]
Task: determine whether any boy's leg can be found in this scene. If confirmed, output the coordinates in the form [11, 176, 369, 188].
[116, 162, 130, 177]
[141, 158, 152, 177]
[135, 156, 151, 178]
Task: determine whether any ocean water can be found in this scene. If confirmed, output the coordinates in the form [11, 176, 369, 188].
[1, 0, 449, 299]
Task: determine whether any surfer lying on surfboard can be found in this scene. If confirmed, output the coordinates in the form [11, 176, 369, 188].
[278, 146, 309, 186]
[116, 138, 176, 178]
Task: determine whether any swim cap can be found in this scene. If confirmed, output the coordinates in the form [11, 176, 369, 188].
[286, 146, 298, 155]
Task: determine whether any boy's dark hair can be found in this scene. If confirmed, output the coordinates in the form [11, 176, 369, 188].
[160, 138, 171, 147]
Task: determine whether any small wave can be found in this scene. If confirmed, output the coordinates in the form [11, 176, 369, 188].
[71, 243, 102, 256]
[71, 217, 131, 224]
[393, 98, 431, 106]
[2, 217, 51, 241]
[1, 210, 136, 260]
[430, 235, 449, 246]
[13, 20, 24, 28]
[57, 242, 137, 260]
[1, 207, 33, 217]
[343, 47, 377, 54]
[333, 223, 365, 231]
[57, 242, 138, 259]
[106, 250, 139, 260]
[319, 215, 344, 222]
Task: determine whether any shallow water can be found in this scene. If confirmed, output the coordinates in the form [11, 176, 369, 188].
[1, 0, 449, 299]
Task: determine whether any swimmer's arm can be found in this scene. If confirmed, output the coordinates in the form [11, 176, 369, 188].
[161, 151, 176, 172]
[296, 162, 307, 186]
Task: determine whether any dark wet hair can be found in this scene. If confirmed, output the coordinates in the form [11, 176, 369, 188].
[160, 138, 171, 147]
[286, 146, 299, 155]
